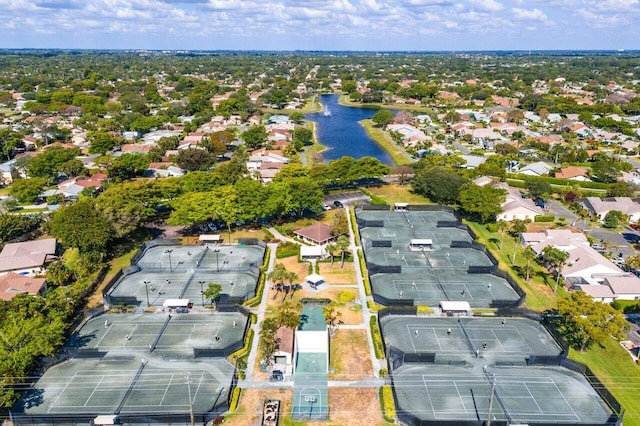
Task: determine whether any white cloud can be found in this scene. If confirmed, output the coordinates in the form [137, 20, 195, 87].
[512, 7, 548, 22]
[469, 0, 503, 12]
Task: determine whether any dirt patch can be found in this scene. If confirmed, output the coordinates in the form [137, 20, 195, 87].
[318, 262, 357, 284]
[224, 387, 386, 426]
[329, 329, 372, 381]
[277, 256, 311, 280]
[328, 387, 387, 426]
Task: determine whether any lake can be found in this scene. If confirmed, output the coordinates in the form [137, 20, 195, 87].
[305, 94, 393, 165]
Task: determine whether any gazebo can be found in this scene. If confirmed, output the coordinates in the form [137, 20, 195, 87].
[305, 274, 325, 289]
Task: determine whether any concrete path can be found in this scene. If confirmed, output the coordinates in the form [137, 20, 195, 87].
[268, 226, 300, 245]
[242, 242, 278, 383]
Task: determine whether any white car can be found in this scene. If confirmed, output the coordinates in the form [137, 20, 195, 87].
[322, 204, 332, 211]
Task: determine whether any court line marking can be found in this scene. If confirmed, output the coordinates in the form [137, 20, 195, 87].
[48, 371, 79, 412]
[84, 376, 105, 407]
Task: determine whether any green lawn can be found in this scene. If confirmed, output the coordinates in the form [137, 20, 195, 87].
[570, 339, 640, 426]
[360, 119, 411, 166]
[365, 184, 432, 205]
[466, 221, 558, 312]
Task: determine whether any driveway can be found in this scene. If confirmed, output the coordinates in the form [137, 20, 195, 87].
[324, 191, 370, 207]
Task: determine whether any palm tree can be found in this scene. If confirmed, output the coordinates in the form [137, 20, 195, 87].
[323, 305, 342, 336]
[326, 243, 338, 266]
[542, 246, 569, 293]
[497, 220, 508, 252]
[523, 247, 536, 281]
[336, 235, 350, 269]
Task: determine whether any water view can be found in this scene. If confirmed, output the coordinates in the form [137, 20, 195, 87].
[306, 94, 393, 165]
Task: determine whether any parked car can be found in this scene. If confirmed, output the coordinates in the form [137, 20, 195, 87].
[322, 204, 331, 211]
[333, 200, 344, 208]
[591, 243, 605, 251]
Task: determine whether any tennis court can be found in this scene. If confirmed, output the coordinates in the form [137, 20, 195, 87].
[380, 317, 562, 362]
[392, 363, 612, 424]
[69, 313, 247, 356]
[17, 357, 234, 416]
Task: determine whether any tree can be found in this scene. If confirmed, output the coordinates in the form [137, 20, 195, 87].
[524, 177, 552, 200]
[542, 246, 569, 292]
[326, 243, 338, 266]
[496, 220, 508, 251]
[0, 128, 22, 161]
[203, 282, 222, 308]
[590, 159, 621, 183]
[523, 246, 536, 281]
[323, 304, 343, 336]
[26, 146, 81, 181]
[108, 153, 149, 181]
[371, 109, 394, 128]
[393, 165, 414, 185]
[607, 181, 635, 198]
[603, 210, 626, 228]
[336, 235, 350, 268]
[87, 131, 122, 155]
[330, 210, 349, 237]
[175, 148, 215, 172]
[554, 290, 628, 351]
[45, 261, 75, 287]
[292, 126, 313, 150]
[0, 212, 43, 243]
[47, 199, 112, 254]
[457, 183, 506, 223]
[241, 125, 268, 148]
[412, 167, 467, 204]
[8, 177, 46, 203]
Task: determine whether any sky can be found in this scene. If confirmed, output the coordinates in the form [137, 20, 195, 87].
[0, 0, 638, 51]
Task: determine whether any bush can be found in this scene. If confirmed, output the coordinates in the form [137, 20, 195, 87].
[337, 291, 355, 303]
[534, 215, 555, 222]
[379, 385, 396, 423]
[358, 250, 372, 296]
[228, 386, 242, 412]
[370, 316, 385, 359]
[486, 223, 499, 232]
[612, 299, 640, 313]
[276, 241, 299, 258]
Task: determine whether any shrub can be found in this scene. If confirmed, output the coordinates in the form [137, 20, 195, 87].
[228, 386, 242, 412]
[379, 386, 396, 423]
[276, 241, 300, 258]
[486, 223, 499, 232]
[358, 250, 372, 296]
[262, 227, 275, 242]
[534, 215, 555, 222]
[337, 291, 356, 303]
[370, 316, 385, 359]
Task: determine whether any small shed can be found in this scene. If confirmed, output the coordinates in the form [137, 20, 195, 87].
[199, 234, 221, 244]
[163, 298, 191, 309]
[439, 300, 471, 316]
[394, 202, 409, 211]
[92, 415, 120, 425]
[305, 274, 324, 289]
[409, 239, 433, 252]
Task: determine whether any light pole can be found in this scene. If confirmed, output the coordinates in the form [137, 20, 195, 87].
[199, 281, 205, 306]
[186, 373, 194, 426]
[214, 249, 220, 272]
[143, 281, 151, 307]
[165, 249, 173, 272]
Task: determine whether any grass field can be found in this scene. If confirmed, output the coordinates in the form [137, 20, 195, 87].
[360, 119, 411, 166]
[570, 339, 640, 426]
[329, 329, 372, 380]
[318, 261, 356, 284]
[365, 184, 433, 205]
[466, 221, 558, 312]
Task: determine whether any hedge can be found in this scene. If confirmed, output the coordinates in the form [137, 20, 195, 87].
[534, 215, 555, 222]
[228, 386, 242, 412]
[507, 173, 612, 190]
[379, 385, 396, 423]
[370, 316, 385, 359]
[244, 266, 267, 307]
[349, 207, 361, 246]
[612, 299, 640, 313]
[358, 250, 372, 296]
[276, 241, 299, 259]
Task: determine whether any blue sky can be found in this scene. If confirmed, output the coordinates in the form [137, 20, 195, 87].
[0, 0, 638, 51]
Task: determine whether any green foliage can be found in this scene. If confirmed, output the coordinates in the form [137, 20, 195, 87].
[45, 261, 76, 287]
[534, 215, 555, 222]
[26, 146, 81, 181]
[611, 299, 640, 313]
[275, 241, 300, 259]
[203, 282, 223, 307]
[8, 177, 46, 203]
[379, 385, 397, 423]
[0, 212, 44, 243]
[589, 159, 622, 183]
[228, 386, 241, 412]
[524, 176, 552, 199]
[175, 148, 215, 171]
[554, 290, 628, 351]
[603, 210, 626, 228]
[337, 291, 355, 303]
[47, 199, 112, 254]
[412, 166, 468, 204]
[241, 125, 268, 148]
[458, 183, 506, 223]
[372, 109, 395, 127]
[108, 153, 149, 181]
[87, 131, 122, 155]
[607, 181, 635, 198]
[369, 315, 385, 359]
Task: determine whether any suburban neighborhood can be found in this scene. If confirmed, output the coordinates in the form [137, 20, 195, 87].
[0, 51, 640, 425]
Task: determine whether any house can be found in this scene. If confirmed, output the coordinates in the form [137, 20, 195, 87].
[474, 178, 543, 221]
[272, 326, 295, 377]
[603, 276, 640, 300]
[293, 223, 336, 246]
[0, 273, 47, 301]
[518, 161, 553, 177]
[555, 167, 591, 181]
[0, 238, 57, 276]
[460, 155, 486, 169]
[581, 197, 640, 222]
[0, 159, 19, 185]
[521, 230, 623, 284]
